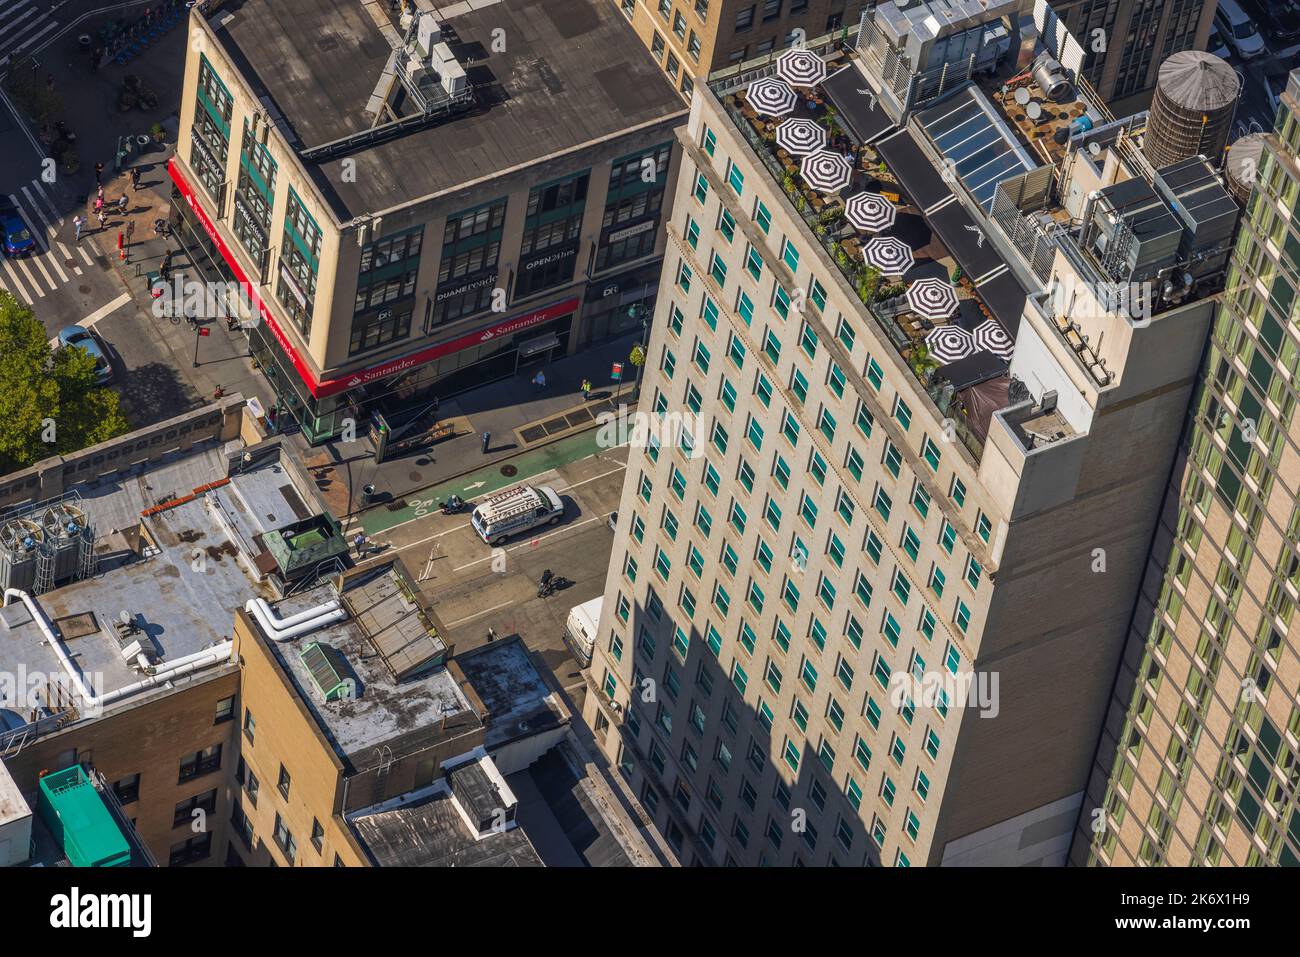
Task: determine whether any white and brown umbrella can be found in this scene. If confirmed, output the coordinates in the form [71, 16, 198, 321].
[863, 236, 915, 277]
[906, 277, 959, 320]
[973, 319, 1014, 359]
[746, 76, 797, 116]
[800, 149, 854, 193]
[775, 48, 827, 88]
[776, 118, 826, 156]
[925, 325, 976, 363]
[844, 192, 896, 232]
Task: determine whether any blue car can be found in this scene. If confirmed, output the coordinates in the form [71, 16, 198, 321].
[57, 325, 114, 385]
[0, 199, 35, 257]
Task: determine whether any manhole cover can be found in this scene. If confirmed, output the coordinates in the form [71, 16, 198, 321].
[79, 285, 90, 294]
[415, 457, 431, 466]
[408, 471, 422, 482]
[500, 464, 518, 477]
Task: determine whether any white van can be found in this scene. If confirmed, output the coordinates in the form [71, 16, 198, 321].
[1215, 0, 1266, 59]
[564, 596, 603, 667]
[470, 484, 564, 545]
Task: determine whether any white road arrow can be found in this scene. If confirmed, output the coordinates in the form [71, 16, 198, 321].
[464, 481, 486, 491]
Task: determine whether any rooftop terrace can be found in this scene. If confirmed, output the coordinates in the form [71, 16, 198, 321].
[208, 0, 686, 220]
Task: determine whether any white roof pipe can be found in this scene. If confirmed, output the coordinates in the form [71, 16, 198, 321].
[243, 598, 347, 640]
[3, 588, 232, 710]
[249, 596, 341, 631]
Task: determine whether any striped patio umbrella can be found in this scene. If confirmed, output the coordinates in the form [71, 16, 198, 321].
[844, 192, 896, 232]
[862, 236, 915, 277]
[746, 76, 797, 116]
[776, 118, 826, 156]
[800, 149, 854, 193]
[906, 277, 959, 320]
[925, 325, 976, 363]
[775, 48, 827, 88]
[972, 319, 1014, 359]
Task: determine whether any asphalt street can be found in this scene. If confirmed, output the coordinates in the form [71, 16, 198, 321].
[369, 446, 630, 713]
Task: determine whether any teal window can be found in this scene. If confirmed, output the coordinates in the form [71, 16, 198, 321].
[726, 160, 745, 195]
[782, 578, 800, 612]
[763, 329, 782, 364]
[891, 569, 912, 605]
[755, 372, 773, 407]
[763, 496, 782, 531]
[882, 611, 901, 647]
[736, 289, 755, 325]
[781, 238, 800, 272]
[846, 614, 864, 649]
[709, 251, 728, 287]
[783, 739, 800, 772]
[809, 277, 827, 312]
[835, 656, 854, 690]
[773, 619, 791, 652]
[727, 333, 746, 368]
[837, 316, 856, 351]
[773, 453, 791, 490]
[855, 400, 875, 438]
[693, 172, 709, 203]
[668, 304, 684, 336]
[977, 512, 992, 543]
[721, 542, 740, 576]
[883, 441, 902, 478]
[939, 519, 957, 554]
[800, 658, 818, 692]
[746, 416, 765, 450]
[854, 571, 873, 607]
[744, 245, 763, 280]
[703, 463, 721, 496]
[702, 295, 719, 330]
[765, 660, 783, 693]
[670, 466, 687, 499]
[773, 285, 791, 319]
[921, 436, 941, 471]
[950, 476, 967, 508]
[718, 208, 736, 242]
[929, 565, 946, 598]
[799, 492, 819, 528]
[827, 362, 846, 398]
[755, 199, 772, 233]
[854, 737, 872, 772]
[799, 322, 818, 359]
[791, 368, 809, 404]
[714, 582, 732, 616]
[901, 526, 920, 561]
[654, 547, 672, 580]
[874, 487, 893, 521]
[677, 260, 693, 292]
[865, 357, 883, 390]
[732, 661, 748, 694]
[965, 557, 982, 590]
[747, 580, 765, 613]
[781, 411, 801, 446]
[737, 459, 755, 492]
[721, 378, 738, 412]
[711, 421, 729, 456]
[702, 127, 716, 156]
[954, 599, 971, 634]
[729, 501, 747, 534]
[685, 216, 700, 249]
[755, 539, 774, 573]
[693, 340, 711, 373]
[919, 608, 936, 641]
[818, 407, 837, 442]
[864, 528, 883, 564]
[893, 396, 912, 430]
[835, 489, 854, 525]
[865, 696, 882, 729]
[705, 623, 722, 655]
[827, 531, 846, 567]
[911, 483, 930, 520]
[687, 545, 705, 577]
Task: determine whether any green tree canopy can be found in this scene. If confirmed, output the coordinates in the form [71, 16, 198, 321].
[0, 293, 129, 474]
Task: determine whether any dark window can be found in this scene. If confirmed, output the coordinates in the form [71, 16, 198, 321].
[173, 788, 218, 829]
[311, 818, 325, 852]
[273, 813, 297, 864]
[278, 764, 291, 799]
[169, 832, 213, 866]
[214, 695, 235, 724]
[112, 773, 140, 805]
[178, 744, 222, 783]
[243, 708, 255, 743]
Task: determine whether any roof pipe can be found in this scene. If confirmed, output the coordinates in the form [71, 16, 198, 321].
[243, 598, 347, 641]
[3, 588, 232, 710]
[249, 597, 341, 631]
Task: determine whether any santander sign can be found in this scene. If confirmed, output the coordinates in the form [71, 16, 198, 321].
[168, 158, 579, 400]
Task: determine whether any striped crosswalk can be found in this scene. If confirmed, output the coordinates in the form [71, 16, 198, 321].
[0, 0, 62, 70]
[0, 178, 93, 306]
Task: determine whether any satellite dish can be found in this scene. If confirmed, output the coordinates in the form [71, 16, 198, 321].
[1014, 87, 1031, 105]
[1026, 101, 1042, 120]
[1088, 141, 1101, 157]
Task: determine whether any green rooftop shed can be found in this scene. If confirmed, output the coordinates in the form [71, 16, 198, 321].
[36, 766, 131, 867]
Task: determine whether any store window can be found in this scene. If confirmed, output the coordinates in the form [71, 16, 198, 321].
[433, 197, 506, 326]
[516, 171, 589, 299]
[276, 189, 321, 336]
[350, 224, 423, 355]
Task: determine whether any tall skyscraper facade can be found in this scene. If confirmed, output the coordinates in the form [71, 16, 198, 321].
[580, 10, 1227, 864]
[1073, 71, 1300, 867]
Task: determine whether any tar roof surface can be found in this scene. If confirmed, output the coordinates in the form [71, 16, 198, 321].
[213, 0, 686, 219]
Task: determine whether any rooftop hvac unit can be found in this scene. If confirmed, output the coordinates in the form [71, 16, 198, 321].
[441, 60, 467, 97]
[415, 12, 442, 56]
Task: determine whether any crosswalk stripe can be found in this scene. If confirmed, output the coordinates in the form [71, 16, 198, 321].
[30, 180, 62, 226]
[55, 241, 81, 275]
[0, 16, 59, 67]
[0, 3, 37, 42]
[77, 244, 93, 266]
[18, 187, 68, 282]
[1, 259, 32, 305]
[28, 248, 56, 290]
[13, 256, 42, 298]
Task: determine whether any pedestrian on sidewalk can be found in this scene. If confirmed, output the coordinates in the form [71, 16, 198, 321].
[130, 167, 141, 191]
[125, 220, 135, 246]
[94, 162, 104, 186]
[93, 195, 103, 214]
[72, 215, 83, 242]
[117, 195, 129, 215]
[96, 185, 104, 205]
[481, 431, 491, 455]
[96, 208, 106, 230]
[581, 378, 592, 400]
[353, 532, 366, 557]
[160, 250, 173, 282]
[532, 370, 546, 391]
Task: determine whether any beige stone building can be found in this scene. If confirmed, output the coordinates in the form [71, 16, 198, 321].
[1072, 71, 1300, 867]
[614, 0, 866, 98]
[581, 2, 1233, 865]
[172, 0, 686, 444]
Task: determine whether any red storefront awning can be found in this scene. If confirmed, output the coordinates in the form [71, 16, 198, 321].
[168, 157, 580, 400]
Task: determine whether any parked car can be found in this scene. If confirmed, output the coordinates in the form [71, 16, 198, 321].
[1216, 0, 1268, 59]
[1207, 26, 1231, 60]
[57, 325, 114, 385]
[1243, 0, 1300, 45]
[0, 199, 35, 257]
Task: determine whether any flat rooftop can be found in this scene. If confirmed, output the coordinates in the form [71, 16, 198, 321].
[210, 0, 686, 219]
[262, 577, 477, 760]
[456, 638, 565, 748]
[350, 783, 542, 866]
[0, 445, 309, 711]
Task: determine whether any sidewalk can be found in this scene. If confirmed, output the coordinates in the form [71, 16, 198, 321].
[295, 331, 642, 522]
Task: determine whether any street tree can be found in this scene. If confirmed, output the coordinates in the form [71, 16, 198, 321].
[0, 293, 129, 474]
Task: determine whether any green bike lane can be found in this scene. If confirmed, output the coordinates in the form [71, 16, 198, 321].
[356, 428, 623, 536]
